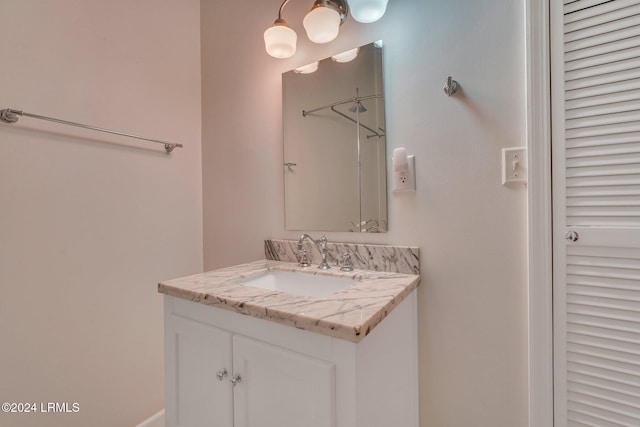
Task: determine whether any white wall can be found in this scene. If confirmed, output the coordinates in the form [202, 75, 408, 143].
[0, 1, 202, 426]
[202, 0, 528, 426]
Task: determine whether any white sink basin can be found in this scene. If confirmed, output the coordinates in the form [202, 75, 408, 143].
[234, 270, 356, 298]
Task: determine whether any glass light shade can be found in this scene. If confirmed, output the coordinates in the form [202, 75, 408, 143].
[303, 7, 341, 44]
[331, 47, 359, 63]
[347, 0, 389, 23]
[294, 61, 320, 74]
[264, 24, 297, 58]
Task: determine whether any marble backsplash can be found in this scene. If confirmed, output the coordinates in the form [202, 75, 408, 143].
[265, 239, 420, 275]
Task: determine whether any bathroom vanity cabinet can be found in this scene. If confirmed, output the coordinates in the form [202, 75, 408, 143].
[163, 291, 418, 427]
[159, 259, 420, 427]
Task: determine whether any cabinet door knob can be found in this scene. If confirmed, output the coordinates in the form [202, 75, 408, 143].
[230, 374, 242, 385]
[216, 368, 228, 381]
[565, 230, 579, 242]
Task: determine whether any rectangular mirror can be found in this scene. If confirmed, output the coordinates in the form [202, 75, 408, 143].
[283, 41, 387, 233]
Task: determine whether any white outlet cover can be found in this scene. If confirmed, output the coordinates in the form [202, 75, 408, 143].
[502, 147, 527, 185]
[393, 155, 416, 193]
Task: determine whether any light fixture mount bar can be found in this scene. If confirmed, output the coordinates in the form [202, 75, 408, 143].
[276, 0, 292, 22]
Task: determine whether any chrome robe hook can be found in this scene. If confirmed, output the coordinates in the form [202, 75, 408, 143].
[443, 76, 459, 97]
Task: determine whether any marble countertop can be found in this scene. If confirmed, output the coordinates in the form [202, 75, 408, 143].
[158, 259, 420, 343]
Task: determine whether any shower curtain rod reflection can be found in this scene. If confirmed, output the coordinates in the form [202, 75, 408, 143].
[0, 108, 183, 153]
[302, 94, 385, 139]
[329, 106, 385, 139]
[302, 93, 383, 116]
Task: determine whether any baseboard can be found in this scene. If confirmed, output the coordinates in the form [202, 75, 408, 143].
[135, 409, 164, 427]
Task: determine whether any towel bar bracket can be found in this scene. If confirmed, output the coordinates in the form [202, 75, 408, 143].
[0, 109, 19, 124]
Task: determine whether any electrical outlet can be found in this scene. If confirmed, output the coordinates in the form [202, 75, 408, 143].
[502, 148, 527, 185]
[393, 155, 416, 192]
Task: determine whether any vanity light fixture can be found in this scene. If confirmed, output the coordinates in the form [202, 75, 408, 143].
[303, 0, 348, 43]
[264, 1, 298, 58]
[293, 61, 320, 74]
[331, 47, 359, 63]
[347, 0, 389, 23]
[266, 0, 389, 59]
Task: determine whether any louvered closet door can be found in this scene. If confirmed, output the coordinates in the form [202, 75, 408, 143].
[552, 1, 640, 426]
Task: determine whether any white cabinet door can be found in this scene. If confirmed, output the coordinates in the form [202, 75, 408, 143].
[551, 1, 640, 425]
[165, 316, 234, 427]
[232, 335, 336, 427]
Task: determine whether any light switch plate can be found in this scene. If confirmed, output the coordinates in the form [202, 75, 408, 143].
[502, 147, 527, 185]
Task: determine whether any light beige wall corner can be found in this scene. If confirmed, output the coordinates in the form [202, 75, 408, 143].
[0, 1, 202, 426]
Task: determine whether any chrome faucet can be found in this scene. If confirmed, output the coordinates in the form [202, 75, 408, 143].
[297, 233, 331, 270]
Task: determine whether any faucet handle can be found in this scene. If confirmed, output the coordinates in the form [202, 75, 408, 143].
[297, 248, 311, 267]
[339, 252, 354, 272]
